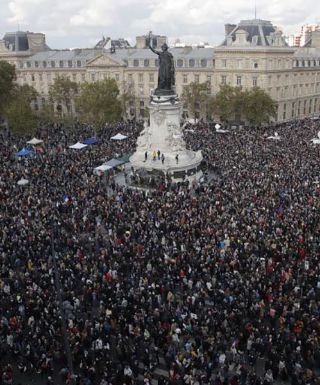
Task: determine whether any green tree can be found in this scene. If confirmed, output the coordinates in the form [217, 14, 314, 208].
[0, 61, 16, 113]
[18, 84, 39, 103]
[243, 87, 277, 126]
[4, 85, 38, 136]
[49, 76, 78, 117]
[120, 82, 136, 120]
[213, 85, 245, 124]
[36, 101, 55, 124]
[182, 82, 209, 120]
[5, 97, 36, 136]
[76, 79, 122, 128]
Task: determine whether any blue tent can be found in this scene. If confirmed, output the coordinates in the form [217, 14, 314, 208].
[84, 137, 97, 145]
[16, 148, 33, 156]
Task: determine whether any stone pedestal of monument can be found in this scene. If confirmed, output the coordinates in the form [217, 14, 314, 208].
[130, 94, 203, 181]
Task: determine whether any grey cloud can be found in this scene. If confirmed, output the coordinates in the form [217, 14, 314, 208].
[0, 0, 319, 48]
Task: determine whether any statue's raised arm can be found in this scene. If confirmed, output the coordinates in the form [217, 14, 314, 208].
[147, 36, 160, 55]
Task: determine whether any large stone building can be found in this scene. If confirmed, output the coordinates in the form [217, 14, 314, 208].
[215, 19, 320, 122]
[1, 19, 320, 122]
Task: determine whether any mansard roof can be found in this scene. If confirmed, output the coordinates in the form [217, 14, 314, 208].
[23, 46, 215, 69]
[3, 31, 29, 51]
[220, 19, 288, 48]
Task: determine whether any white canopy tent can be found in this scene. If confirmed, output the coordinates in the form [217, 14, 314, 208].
[17, 178, 29, 186]
[110, 133, 128, 140]
[69, 142, 88, 149]
[93, 164, 113, 175]
[27, 137, 43, 145]
[311, 131, 320, 144]
[216, 129, 229, 133]
[267, 132, 281, 140]
[215, 123, 229, 133]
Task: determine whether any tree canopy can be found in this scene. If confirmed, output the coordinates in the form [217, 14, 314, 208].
[76, 79, 122, 128]
[213, 85, 244, 123]
[49, 76, 78, 116]
[0, 61, 38, 136]
[4, 84, 38, 136]
[213, 85, 277, 126]
[182, 82, 210, 120]
[243, 87, 277, 126]
[0, 61, 16, 113]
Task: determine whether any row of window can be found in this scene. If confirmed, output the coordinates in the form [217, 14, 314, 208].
[22, 58, 214, 69]
[282, 98, 319, 120]
[220, 75, 257, 87]
[128, 73, 212, 84]
[220, 59, 259, 69]
[219, 58, 320, 70]
[21, 57, 320, 71]
[294, 59, 320, 68]
[131, 58, 212, 68]
[22, 59, 84, 69]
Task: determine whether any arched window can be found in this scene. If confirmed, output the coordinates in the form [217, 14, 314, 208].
[200, 59, 207, 68]
[189, 59, 195, 67]
[177, 59, 183, 67]
[133, 59, 139, 67]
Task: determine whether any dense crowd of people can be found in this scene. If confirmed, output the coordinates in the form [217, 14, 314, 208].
[0, 118, 320, 385]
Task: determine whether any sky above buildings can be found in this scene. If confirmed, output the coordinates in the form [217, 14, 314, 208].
[1, 0, 320, 48]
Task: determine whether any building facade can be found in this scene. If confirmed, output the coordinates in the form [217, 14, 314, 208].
[215, 19, 320, 121]
[1, 20, 320, 123]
